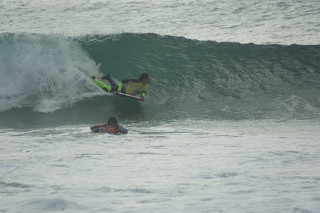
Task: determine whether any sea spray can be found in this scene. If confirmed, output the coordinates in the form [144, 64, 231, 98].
[0, 33, 101, 112]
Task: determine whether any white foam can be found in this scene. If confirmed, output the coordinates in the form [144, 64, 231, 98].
[0, 34, 101, 112]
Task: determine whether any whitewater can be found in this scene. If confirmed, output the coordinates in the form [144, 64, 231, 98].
[1, 0, 320, 212]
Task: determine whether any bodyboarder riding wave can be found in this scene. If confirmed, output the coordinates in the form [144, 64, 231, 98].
[91, 72, 150, 101]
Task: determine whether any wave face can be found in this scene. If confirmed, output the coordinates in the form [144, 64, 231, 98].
[1, 33, 320, 127]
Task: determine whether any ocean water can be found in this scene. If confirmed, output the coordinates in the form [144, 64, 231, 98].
[1, 0, 320, 44]
[1, 120, 320, 212]
[1, 0, 320, 212]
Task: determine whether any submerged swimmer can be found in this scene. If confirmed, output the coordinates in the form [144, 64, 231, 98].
[90, 116, 128, 135]
[91, 72, 150, 101]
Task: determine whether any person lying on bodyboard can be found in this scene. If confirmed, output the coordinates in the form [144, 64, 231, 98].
[91, 72, 150, 101]
[90, 116, 128, 135]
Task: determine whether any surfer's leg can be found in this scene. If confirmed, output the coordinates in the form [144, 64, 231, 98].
[93, 79, 111, 92]
[110, 86, 118, 92]
[121, 86, 127, 93]
[103, 75, 118, 87]
[103, 75, 127, 93]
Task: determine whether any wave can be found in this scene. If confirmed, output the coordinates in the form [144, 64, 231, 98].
[0, 33, 320, 127]
[0, 33, 100, 113]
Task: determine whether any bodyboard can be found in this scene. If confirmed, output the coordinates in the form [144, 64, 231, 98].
[112, 92, 143, 101]
[92, 77, 143, 101]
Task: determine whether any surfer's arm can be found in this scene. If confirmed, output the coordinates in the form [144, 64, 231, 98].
[90, 126, 99, 133]
[90, 124, 106, 132]
[140, 84, 148, 99]
[141, 90, 147, 97]
[142, 83, 149, 97]
[119, 125, 128, 134]
[138, 91, 147, 101]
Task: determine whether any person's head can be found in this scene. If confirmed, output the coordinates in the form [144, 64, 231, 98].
[107, 115, 118, 126]
[138, 72, 151, 84]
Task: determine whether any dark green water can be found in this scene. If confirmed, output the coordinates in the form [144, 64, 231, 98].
[1, 33, 320, 128]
